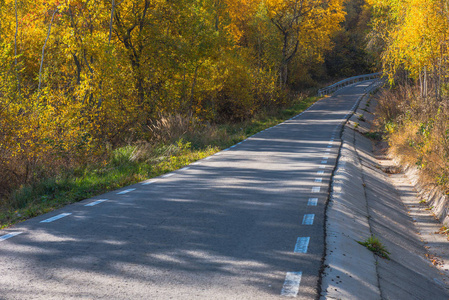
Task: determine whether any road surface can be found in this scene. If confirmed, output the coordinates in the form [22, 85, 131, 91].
[0, 81, 375, 299]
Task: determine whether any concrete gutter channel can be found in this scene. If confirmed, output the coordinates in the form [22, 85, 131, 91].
[319, 82, 449, 299]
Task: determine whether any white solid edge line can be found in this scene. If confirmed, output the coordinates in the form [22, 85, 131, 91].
[0, 232, 23, 242]
[85, 199, 107, 207]
[40, 213, 72, 223]
[181, 167, 190, 171]
[117, 188, 136, 194]
[302, 214, 315, 225]
[281, 272, 303, 297]
[308, 198, 318, 206]
[162, 173, 174, 177]
[205, 157, 212, 160]
[294, 237, 310, 253]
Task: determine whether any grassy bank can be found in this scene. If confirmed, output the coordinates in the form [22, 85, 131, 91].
[375, 85, 449, 193]
[0, 95, 319, 229]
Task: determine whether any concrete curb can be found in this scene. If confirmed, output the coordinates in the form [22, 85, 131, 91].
[320, 81, 382, 299]
[320, 129, 381, 299]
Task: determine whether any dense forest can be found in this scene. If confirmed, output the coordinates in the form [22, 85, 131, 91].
[0, 0, 354, 200]
[10, 0, 442, 222]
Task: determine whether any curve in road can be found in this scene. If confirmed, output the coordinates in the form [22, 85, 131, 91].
[0, 81, 377, 299]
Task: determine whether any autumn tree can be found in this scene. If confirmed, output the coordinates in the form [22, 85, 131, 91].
[368, 0, 449, 97]
[266, 0, 345, 87]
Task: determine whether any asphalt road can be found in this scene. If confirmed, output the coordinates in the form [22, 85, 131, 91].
[0, 81, 375, 299]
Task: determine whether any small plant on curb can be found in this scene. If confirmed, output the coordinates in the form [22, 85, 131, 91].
[357, 235, 391, 260]
[364, 131, 382, 141]
[358, 114, 366, 122]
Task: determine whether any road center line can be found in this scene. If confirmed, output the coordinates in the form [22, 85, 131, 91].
[117, 188, 136, 194]
[85, 199, 107, 207]
[40, 213, 72, 223]
[302, 214, 315, 225]
[308, 198, 318, 206]
[0, 232, 23, 242]
[281, 272, 303, 297]
[294, 237, 310, 253]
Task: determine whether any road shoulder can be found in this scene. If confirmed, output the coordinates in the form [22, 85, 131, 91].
[320, 88, 449, 299]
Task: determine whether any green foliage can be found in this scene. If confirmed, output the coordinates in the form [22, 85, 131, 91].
[0, 94, 318, 228]
[358, 235, 391, 259]
[325, 0, 377, 78]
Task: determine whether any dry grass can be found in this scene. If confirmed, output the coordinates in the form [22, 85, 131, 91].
[377, 84, 449, 192]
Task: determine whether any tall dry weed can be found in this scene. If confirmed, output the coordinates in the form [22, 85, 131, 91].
[379, 84, 449, 192]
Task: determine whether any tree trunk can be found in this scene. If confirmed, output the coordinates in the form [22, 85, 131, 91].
[14, 0, 21, 95]
[38, 7, 59, 95]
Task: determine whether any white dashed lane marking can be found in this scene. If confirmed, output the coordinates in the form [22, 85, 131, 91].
[0, 232, 22, 242]
[302, 214, 315, 225]
[317, 171, 324, 175]
[312, 187, 320, 193]
[308, 198, 318, 206]
[40, 213, 72, 223]
[281, 272, 303, 297]
[141, 179, 158, 185]
[314, 178, 322, 183]
[117, 188, 136, 194]
[321, 160, 327, 164]
[85, 199, 107, 207]
[294, 237, 310, 253]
